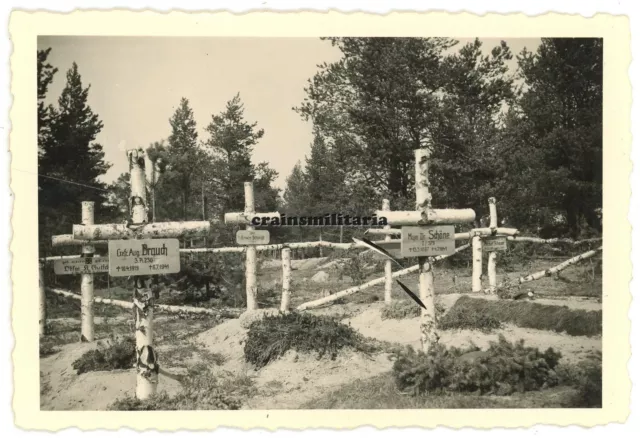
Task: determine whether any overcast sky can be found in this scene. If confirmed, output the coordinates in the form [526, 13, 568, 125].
[38, 37, 540, 190]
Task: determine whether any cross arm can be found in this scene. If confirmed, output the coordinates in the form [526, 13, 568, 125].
[376, 209, 476, 225]
[72, 221, 211, 241]
[52, 234, 108, 247]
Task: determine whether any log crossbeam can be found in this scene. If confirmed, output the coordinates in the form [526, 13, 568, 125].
[72, 221, 211, 241]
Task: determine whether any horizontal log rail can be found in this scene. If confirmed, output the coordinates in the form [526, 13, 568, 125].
[46, 288, 242, 318]
[486, 246, 603, 293]
[296, 243, 471, 311]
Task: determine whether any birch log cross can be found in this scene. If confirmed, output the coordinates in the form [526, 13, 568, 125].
[223, 181, 280, 311]
[373, 148, 477, 353]
[71, 148, 211, 401]
[469, 198, 519, 294]
[46, 202, 108, 342]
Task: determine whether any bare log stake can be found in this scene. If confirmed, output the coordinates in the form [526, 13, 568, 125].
[80, 201, 95, 342]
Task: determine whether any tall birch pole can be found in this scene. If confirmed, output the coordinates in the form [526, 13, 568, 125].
[415, 149, 438, 352]
[280, 247, 292, 311]
[39, 261, 46, 337]
[244, 182, 258, 310]
[80, 201, 95, 342]
[382, 199, 393, 304]
[128, 149, 158, 400]
[471, 232, 483, 293]
[487, 197, 498, 294]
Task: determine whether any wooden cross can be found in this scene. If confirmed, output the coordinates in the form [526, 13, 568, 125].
[374, 148, 476, 352]
[47, 202, 108, 342]
[469, 198, 519, 293]
[71, 148, 211, 400]
[223, 181, 280, 310]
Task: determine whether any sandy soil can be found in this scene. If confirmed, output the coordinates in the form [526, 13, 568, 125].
[40, 341, 183, 410]
[40, 255, 602, 410]
[346, 303, 601, 364]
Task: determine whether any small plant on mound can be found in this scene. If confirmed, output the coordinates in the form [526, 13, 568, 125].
[108, 369, 253, 410]
[381, 301, 446, 320]
[443, 296, 601, 337]
[438, 302, 502, 333]
[72, 337, 136, 374]
[390, 335, 562, 396]
[244, 312, 375, 369]
[556, 353, 602, 407]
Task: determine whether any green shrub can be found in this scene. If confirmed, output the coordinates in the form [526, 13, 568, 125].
[438, 302, 502, 332]
[444, 296, 601, 337]
[72, 337, 136, 374]
[244, 312, 375, 369]
[108, 370, 252, 410]
[556, 353, 602, 407]
[390, 335, 562, 396]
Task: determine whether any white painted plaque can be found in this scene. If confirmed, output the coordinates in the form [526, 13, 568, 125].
[401, 226, 456, 257]
[53, 256, 109, 275]
[236, 230, 270, 245]
[483, 236, 508, 252]
[109, 239, 180, 277]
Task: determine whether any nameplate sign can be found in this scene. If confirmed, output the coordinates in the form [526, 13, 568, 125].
[401, 226, 456, 257]
[54, 256, 109, 275]
[482, 236, 508, 252]
[108, 239, 180, 277]
[236, 230, 270, 245]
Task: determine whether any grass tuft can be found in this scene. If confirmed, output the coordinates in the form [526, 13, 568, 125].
[380, 300, 446, 320]
[443, 296, 601, 336]
[72, 337, 136, 374]
[555, 352, 602, 407]
[108, 369, 255, 410]
[244, 312, 376, 369]
[438, 301, 502, 332]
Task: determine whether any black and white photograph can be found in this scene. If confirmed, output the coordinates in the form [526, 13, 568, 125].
[8, 10, 632, 430]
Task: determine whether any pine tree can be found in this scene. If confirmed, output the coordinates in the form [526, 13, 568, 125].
[37, 48, 58, 157]
[495, 38, 603, 237]
[38, 61, 110, 255]
[165, 98, 200, 220]
[204, 94, 278, 214]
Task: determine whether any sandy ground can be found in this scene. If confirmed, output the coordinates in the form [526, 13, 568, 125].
[345, 303, 601, 364]
[40, 255, 602, 410]
[40, 341, 184, 410]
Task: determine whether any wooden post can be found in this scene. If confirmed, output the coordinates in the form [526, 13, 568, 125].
[80, 201, 95, 342]
[319, 229, 323, 257]
[415, 149, 438, 352]
[382, 199, 392, 304]
[244, 182, 258, 310]
[39, 260, 46, 337]
[128, 149, 157, 400]
[280, 247, 292, 311]
[487, 197, 498, 294]
[472, 231, 483, 293]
